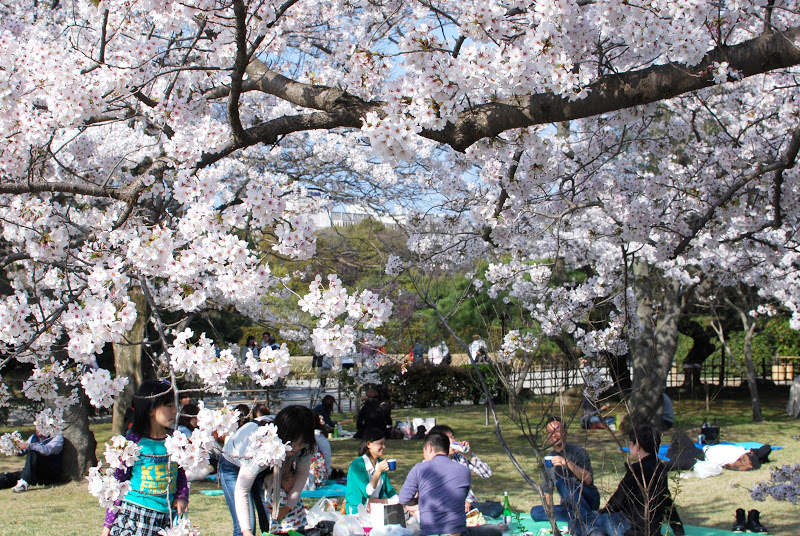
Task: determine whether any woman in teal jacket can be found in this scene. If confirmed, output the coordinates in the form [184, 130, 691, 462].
[345, 428, 398, 513]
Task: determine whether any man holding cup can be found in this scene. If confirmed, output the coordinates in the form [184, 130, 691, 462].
[531, 417, 600, 536]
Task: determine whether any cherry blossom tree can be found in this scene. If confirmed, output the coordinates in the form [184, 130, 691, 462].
[2, 0, 800, 531]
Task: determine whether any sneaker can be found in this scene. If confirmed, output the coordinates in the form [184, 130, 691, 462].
[746, 509, 767, 533]
[732, 508, 746, 532]
[11, 479, 28, 493]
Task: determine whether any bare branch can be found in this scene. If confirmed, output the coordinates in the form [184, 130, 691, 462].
[228, 0, 249, 142]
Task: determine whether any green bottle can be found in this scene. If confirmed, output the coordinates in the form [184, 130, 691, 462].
[502, 491, 512, 525]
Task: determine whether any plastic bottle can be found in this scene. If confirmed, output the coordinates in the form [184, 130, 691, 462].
[502, 491, 513, 525]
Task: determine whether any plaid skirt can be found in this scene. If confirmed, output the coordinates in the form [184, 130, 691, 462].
[110, 501, 171, 536]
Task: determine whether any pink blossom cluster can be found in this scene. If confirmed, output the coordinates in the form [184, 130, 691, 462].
[165, 429, 214, 475]
[81, 368, 129, 409]
[244, 344, 292, 387]
[196, 402, 240, 439]
[104, 436, 141, 471]
[0, 376, 10, 408]
[581, 365, 614, 403]
[167, 330, 237, 393]
[244, 423, 290, 469]
[86, 435, 141, 511]
[34, 408, 65, 438]
[86, 465, 132, 512]
[0, 431, 24, 456]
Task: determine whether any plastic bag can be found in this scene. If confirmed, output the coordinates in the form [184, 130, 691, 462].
[370, 525, 415, 536]
[395, 421, 412, 438]
[333, 514, 364, 536]
[307, 498, 344, 527]
[692, 459, 723, 478]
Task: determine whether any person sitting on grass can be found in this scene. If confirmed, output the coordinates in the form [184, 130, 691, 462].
[3, 428, 64, 493]
[398, 431, 501, 536]
[345, 427, 398, 513]
[428, 424, 497, 516]
[531, 416, 599, 536]
[587, 424, 672, 536]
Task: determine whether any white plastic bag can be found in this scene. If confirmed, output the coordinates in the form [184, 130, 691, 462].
[370, 525, 415, 536]
[692, 459, 723, 478]
[333, 514, 364, 536]
[307, 498, 344, 526]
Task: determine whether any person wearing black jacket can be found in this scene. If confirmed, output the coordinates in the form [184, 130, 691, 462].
[588, 425, 671, 536]
[355, 388, 391, 439]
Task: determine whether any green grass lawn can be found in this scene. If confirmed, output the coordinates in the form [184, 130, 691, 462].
[2, 391, 798, 535]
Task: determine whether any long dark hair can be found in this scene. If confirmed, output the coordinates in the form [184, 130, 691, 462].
[358, 427, 385, 457]
[130, 380, 175, 436]
[179, 403, 200, 431]
[274, 405, 316, 457]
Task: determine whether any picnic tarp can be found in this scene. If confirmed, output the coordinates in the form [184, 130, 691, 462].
[301, 480, 347, 498]
[621, 441, 782, 462]
[513, 517, 772, 535]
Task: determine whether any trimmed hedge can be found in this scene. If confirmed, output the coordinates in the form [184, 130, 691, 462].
[376, 363, 508, 408]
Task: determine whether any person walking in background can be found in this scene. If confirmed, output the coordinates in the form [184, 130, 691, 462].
[259, 331, 272, 350]
[469, 334, 488, 363]
[412, 339, 427, 365]
[361, 336, 376, 359]
[241, 335, 258, 362]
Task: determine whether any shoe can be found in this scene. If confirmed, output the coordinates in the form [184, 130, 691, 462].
[732, 508, 746, 532]
[11, 479, 28, 493]
[746, 509, 767, 533]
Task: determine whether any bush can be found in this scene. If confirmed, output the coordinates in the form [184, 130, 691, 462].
[376, 363, 508, 408]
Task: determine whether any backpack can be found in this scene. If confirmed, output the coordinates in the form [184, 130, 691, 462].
[699, 418, 720, 444]
[665, 430, 704, 471]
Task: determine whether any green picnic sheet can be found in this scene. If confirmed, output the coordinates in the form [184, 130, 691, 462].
[508, 517, 771, 535]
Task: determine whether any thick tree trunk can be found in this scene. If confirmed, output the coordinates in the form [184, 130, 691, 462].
[112, 287, 148, 436]
[627, 262, 682, 428]
[62, 390, 97, 480]
[679, 320, 716, 390]
[607, 352, 632, 396]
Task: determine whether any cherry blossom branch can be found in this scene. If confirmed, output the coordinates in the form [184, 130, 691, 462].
[678, 125, 800, 252]
[481, 149, 522, 246]
[163, 18, 207, 102]
[202, 26, 800, 159]
[431, 26, 800, 151]
[9, 284, 88, 359]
